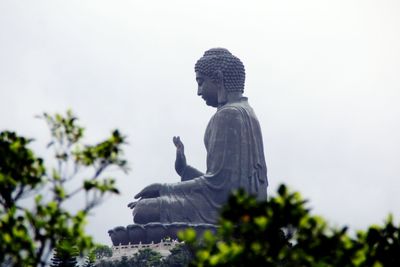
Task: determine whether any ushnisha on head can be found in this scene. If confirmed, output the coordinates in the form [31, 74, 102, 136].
[195, 48, 246, 93]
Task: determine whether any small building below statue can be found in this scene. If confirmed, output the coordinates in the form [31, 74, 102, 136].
[107, 239, 181, 262]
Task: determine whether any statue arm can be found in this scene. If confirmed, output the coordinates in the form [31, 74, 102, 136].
[180, 165, 204, 181]
[173, 136, 204, 181]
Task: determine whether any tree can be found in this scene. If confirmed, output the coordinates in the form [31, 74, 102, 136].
[162, 244, 194, 267]
[50, 241, 79, 267]
[130, 248, 163, 267]
[117, 256, 130, 267]
[95, 259, 115, 267]
[82, 255, 96, 267]
[180, 185, 400, 266]
[0, 110, 127, 266]
[93, 244, 113, 260]
[82, 246, 98, 267]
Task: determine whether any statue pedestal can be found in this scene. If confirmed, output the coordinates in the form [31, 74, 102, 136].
[108, 223, 217, 246]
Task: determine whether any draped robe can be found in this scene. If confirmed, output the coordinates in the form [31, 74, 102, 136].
[157, 97, 268, 224]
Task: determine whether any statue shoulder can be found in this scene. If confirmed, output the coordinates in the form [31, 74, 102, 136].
[217, 104, 243, 118]
[218, 99, 252, 117]
[213, 104, 248, 127]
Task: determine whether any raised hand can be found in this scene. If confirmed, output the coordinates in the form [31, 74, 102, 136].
[173, 136, 187, 176]
[134, 183, 163, 199]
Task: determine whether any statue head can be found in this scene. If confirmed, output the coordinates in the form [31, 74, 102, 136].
[195, 48, 246, 107]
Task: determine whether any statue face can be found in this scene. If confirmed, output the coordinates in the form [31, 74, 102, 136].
[196, 72, 219, 107]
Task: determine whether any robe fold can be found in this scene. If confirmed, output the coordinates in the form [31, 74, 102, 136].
[159, 97, 268, 224]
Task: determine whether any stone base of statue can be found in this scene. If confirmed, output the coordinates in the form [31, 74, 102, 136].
[108, 223, 217, 246]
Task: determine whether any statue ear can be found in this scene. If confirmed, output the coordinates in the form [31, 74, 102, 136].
[213, 71, 227, 105]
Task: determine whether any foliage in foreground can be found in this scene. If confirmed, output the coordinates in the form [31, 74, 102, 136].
[0, 111, 127, 267]
[91, 184, 399, 267]
[50, 240, 79, 267]
[180, 185, 400, 267]
[162, 243, 193, 267]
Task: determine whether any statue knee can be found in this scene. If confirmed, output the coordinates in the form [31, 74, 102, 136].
[132, 199, 161, 224]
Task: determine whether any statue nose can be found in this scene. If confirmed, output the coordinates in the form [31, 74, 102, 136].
[197, 87, 202, 96]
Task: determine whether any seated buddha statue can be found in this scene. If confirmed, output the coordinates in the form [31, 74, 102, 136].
[128, 48, 268, 224]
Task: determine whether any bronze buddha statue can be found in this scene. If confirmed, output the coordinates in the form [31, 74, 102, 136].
[128, 48, 268, 225]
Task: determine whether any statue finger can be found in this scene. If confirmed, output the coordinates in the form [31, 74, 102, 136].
[127, 201, 138, 209]
[134, 187, 147, 199]
[135, 189, 152, 199]
[134, 191, 143, 199]
[176, 137, 184, 149]
[173, 136, 178, 146]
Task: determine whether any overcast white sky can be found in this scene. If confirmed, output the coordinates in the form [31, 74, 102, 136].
[1, 0, 399, 245]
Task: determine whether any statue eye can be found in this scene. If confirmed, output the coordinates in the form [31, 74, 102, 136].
[197, 78, 204, 86]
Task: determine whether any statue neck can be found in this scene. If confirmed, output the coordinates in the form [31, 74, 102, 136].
[226, 91, 243, 102]
[218, 91, 243, 107]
